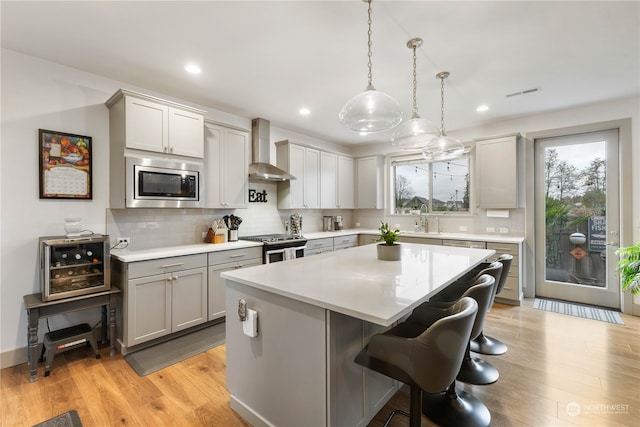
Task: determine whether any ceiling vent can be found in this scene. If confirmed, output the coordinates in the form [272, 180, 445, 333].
[506, 87, 541, 98]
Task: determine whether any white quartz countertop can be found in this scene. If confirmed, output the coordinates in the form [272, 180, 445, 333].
[222, 243, 495, 326]
[110, 229, 521, 262]
[111, 240, 263, 262]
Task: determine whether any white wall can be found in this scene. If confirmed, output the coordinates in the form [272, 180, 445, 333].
[1, 48, 638, 364]
[0, 49, 351, 364]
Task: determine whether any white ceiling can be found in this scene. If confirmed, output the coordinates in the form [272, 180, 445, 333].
[2, 1, 639, 146]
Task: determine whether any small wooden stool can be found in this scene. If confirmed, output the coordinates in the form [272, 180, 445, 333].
[43, 323, 100, 377]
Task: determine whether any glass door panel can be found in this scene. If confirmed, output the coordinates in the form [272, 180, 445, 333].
[534, 129, 620, 309]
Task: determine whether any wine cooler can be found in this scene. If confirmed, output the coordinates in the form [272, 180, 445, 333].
[39, 234, 111, 301]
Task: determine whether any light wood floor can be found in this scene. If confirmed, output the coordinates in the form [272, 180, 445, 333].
[2, 299, 639, 426]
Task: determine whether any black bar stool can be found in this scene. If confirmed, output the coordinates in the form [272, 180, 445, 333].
[355, 297, 478, 427]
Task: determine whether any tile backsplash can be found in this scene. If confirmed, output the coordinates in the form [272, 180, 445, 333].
[106, 181, 353, 251]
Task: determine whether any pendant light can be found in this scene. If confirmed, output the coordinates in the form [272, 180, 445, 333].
[423, 71, 465, 161]
[339, 0, 403, 134]
[391, 38, 438, 149]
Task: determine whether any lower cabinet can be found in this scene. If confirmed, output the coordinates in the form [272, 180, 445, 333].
[307, 235, 358, 256]
[121, 254, 208, 348]
[328, 311, 398, 426]
[208, 247, 262, 321]
[306, 237, 334, 256]
[333, 234, 358, 251]
[358, 234, 379, 246]
[486, 242, 521, 304]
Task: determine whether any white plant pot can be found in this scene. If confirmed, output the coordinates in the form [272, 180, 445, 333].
[377, 243, 401, 261]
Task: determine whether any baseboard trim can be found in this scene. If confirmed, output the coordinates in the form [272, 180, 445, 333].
[1, 345, 30, 369]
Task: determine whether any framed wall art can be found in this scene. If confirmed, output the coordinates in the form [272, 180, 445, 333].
[39, 129, 92, 199]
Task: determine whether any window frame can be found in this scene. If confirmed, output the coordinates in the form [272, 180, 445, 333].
[388, 151, 474, 217]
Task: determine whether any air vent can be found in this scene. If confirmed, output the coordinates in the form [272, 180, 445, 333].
[506, 87, 540, 98]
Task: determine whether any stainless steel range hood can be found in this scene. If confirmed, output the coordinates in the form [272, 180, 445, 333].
[249, 118, 296, 181]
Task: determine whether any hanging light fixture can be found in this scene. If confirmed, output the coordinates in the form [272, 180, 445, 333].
[391, 38, 438, 150]
[423, 71, 465, 161]
[339, 0, 403, 134]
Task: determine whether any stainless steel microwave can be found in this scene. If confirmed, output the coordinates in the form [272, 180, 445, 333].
[126, 156, 202, 208]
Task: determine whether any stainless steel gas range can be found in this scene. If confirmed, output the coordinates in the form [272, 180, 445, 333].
[240, 234, 307, 264]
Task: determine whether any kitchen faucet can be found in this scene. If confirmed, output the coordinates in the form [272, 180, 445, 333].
[419, 204, 428, 232]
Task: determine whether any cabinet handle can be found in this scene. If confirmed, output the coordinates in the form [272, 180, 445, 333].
[229, 254, 248, 258]
[503, 286, 512, 290]
[161, 262, 185, 269]
[233, 264, 243, 269]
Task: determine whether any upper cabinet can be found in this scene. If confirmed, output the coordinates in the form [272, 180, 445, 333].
[355, 155, 384, 209]
[276, 141, 320, 209]
[106, 89, 206, 159]
[475, 134, 519, 209]
[320, 152, 354, 209]
[203, 122, 250, 209]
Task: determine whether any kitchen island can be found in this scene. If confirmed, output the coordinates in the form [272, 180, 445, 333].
[222, 243, 494, 427]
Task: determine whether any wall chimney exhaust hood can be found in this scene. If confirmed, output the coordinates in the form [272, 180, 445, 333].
[249, 118, 296, 181]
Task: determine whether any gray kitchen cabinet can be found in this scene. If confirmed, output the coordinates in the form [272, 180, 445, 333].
[476, 134, 519, 209]
[333, 234, 358, 251]
[106, 89, 206, 158]
[306, 237, 334, 256]
[320, 152, 354, 209]
[400, 236, 443, 245]
[276, 141, 320, 209]
[208, 247, 262, 320]
[328, 312, 398, 427]
[204, 121, 250, 208]
[356, 155, 384, 209]
[338, 155, 355, 209]
[112, 253, 207, 352]
[486, 242, 522, 305]
[358, 234, 379, 246]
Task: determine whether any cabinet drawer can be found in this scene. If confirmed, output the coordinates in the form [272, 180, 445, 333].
[306, 238, 334, 250]
[333, 235, 358, 247]
[495, 276, 519, 301]
[358, 234, 379, 246]
[487, 242, 519, 257]
[128, 254, 207, 279]
[401, 237, 442, 245]
[487, 243, 519, 272]
[306, 247, 333, 256]
[208, 247, 262, 266]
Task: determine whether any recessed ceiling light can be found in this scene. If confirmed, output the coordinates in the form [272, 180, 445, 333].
[476, 105, 489, 112]
[184, 63, 201, 74]
[299, 107, 310, 116]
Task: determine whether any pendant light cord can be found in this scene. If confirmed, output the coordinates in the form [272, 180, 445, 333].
[437, 71, 450, 135]
[366, 0, 374, 90]
[411, 44, 418, 117]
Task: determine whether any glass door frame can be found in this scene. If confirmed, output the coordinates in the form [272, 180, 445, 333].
[524, 119, 634, 313]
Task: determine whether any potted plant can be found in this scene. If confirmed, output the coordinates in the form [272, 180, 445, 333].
[616, 241, 640, 296]
[376, 222, 401, 261]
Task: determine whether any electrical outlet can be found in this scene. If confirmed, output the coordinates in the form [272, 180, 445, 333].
[459, 225, 468, 232]
[355, 222, 361, 227]
[486, 227, 496, 233]
[202, 231, 208, 238]
[117, 237, 130, 245]
[499, 227, 509, 234]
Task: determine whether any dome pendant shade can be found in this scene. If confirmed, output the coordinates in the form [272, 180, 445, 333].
[339, 0, 402, 135]
[423, 134, 465, 161]
[390, 37, 436, 149]
[339, 88, 403, 134]
[423, 71, 464, 161]
[391, 113, 438, 149]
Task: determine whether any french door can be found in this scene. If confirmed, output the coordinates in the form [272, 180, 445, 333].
[534, 129, 620, 309]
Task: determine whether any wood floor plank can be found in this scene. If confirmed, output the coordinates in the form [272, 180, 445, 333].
[2, 299, 639, 427]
